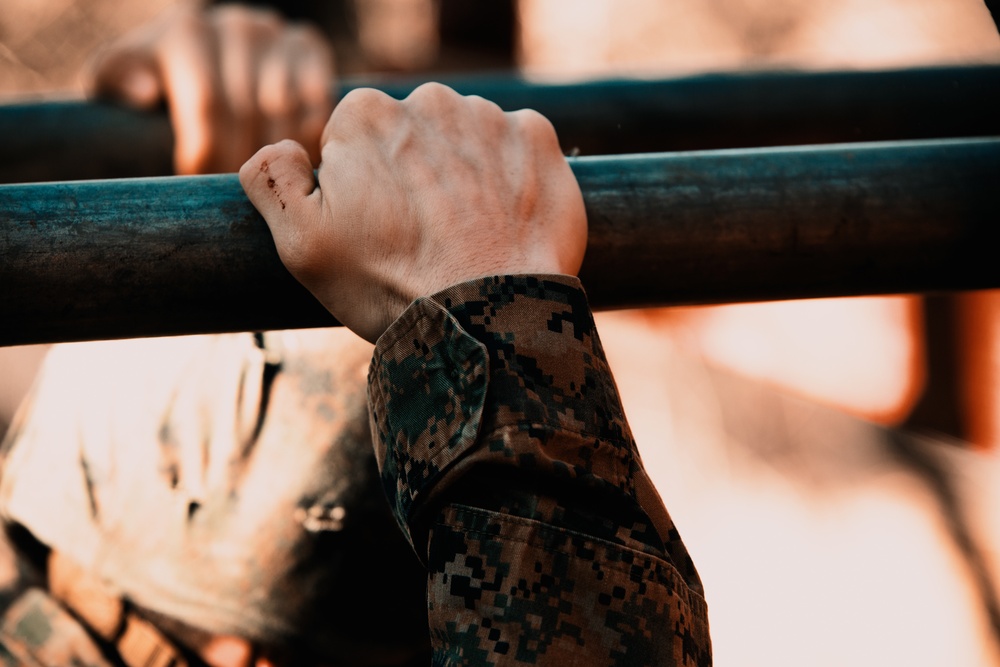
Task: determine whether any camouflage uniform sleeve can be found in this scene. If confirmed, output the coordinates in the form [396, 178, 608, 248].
[368, 275, 712, 666]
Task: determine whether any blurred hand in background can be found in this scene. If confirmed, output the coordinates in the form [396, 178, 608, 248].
[88, 3, 335, 174]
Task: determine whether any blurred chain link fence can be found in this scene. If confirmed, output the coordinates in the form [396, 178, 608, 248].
[5, 0, 999, 99]
[0, 0, 174, 97]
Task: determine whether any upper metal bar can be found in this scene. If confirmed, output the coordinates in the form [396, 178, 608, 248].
[1, 137, 997, 346]
[2, 64, 999, 183]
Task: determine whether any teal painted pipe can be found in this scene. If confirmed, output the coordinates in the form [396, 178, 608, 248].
[2, 64, 999, 183]
[1, 138, 998, 345]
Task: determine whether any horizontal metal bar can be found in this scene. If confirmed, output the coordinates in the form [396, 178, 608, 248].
[1, 137, 997, 346]
[3, 65, 1000, 183]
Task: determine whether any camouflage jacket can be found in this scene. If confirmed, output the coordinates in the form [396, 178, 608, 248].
[369, 275, 712, 666]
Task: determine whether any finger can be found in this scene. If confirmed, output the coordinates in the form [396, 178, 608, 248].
[200, 636, 254, 667]
[291, 24, 336, 161]
[85, 6, 173, 108]
[257, 44, 299, 148]
[509, 107, 562, 155]
[292, 24, 336, 110]
[402, 81, 463, 127]
[214, 7, 272, 171]
[321, 87, 401, 148]
[156, 11, 224, 174]
[265, 24, 335, 164]
[239, 140, 321, 264]
[88, 44, 163, 109]
[508, 108, 587, 274]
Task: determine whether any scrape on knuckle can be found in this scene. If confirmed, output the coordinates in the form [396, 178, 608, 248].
[242, 142, 279, 183]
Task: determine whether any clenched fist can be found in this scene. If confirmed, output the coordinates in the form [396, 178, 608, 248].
[240, 83, 587, 343]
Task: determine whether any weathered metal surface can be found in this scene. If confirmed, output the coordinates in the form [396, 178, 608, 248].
[2, 65, 999, 183]
[1, 137, 997, 346]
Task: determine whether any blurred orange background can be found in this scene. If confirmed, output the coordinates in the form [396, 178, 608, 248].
[3, 1, 1000, 665]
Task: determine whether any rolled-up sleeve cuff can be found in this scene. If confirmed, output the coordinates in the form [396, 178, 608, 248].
[367, 274, 589, 550]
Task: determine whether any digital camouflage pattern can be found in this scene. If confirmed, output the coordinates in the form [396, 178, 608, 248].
[370, 275, 712, 666]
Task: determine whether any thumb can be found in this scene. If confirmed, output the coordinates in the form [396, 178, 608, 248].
[89, 47, 163, 110]
[239, 140, 321, 266]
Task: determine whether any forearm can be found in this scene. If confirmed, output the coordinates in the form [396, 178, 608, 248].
[368, 275, 711, 665]
[241, 77, 688, 660]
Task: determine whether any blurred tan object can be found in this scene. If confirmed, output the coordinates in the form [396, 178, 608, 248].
[0, 345, 49, 438]
[518, 0, 784, 76]
[518, 0, 1000, 429]
[355, 0, 440, 70]
[791, 0, 1000, 69]
[518, 0, 1000, 76]
[597, 310, 1000, 667]
[657, 296, 927, 424]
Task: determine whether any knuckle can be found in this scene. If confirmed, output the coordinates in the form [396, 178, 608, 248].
[406, 81, 459, 109]
[212, 4, 250, 26]
[240, 139, 309, 193]
[270, 141, 308, 177]
[239, 149, 265, 182]
[275, 138, 310, 161]
[467, 94, 504, 117]
[515, 108, 556, 135]
[338, 87, 387, 110]
[242, 141, 276, 174]
[467, 95, 507, 132]
[252, 7, 284, 31]
[336, 87, 400, 125]
[213, 5, 283, 36]
[210, 4, 247, 29]
[512, 108, 560, 147]
[288, 21, 329, 50]
[412, 81, 451, 97]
